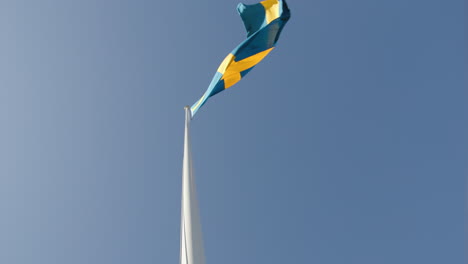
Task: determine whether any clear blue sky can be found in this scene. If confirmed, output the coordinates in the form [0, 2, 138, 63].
[0, 1, 465, 263]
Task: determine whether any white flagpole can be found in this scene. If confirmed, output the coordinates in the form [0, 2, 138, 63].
[180, 106, 206, 264]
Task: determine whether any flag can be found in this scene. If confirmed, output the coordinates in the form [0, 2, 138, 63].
[190, 0, 291, 116]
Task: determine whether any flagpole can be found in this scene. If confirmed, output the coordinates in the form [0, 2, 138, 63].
[180, 106, 206, 264]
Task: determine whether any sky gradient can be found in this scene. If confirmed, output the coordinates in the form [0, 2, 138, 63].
[0, 0, 466, 263]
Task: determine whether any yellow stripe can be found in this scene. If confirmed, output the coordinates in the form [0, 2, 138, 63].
[219, 48, 274, 89]
[191, 93, 207, 112]
[261, 0, 280, 24]
[193, 47, 275, 111]
[217, 53, 235, 74]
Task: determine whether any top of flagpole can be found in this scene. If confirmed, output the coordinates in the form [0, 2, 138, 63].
[185, 105, 192, 121]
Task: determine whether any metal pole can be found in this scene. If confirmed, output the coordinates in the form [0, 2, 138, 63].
[180, 106, 205, 264]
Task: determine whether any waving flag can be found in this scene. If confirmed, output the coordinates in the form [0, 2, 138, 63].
[190, 0, 290, 116]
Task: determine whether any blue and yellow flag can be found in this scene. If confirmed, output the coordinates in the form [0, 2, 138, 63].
[190, 0, 290, 116]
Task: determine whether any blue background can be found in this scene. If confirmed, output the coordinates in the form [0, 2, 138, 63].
[1, 0, 465, 263]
